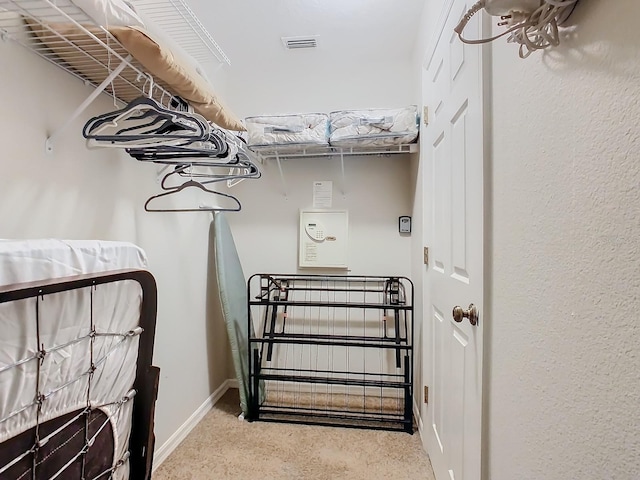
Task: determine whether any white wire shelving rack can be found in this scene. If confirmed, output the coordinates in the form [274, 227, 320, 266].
[0, 0, 230, 152]
[249, 143, 419, 198]
[133, 0, 230, 66]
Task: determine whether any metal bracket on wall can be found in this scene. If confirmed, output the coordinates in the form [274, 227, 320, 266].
[270, 150, 346, 200]
[274, 150, 288, 199]
[45, 56, 131, 154]
[339, 150, 346, 197]
[252, 143, 417, 199]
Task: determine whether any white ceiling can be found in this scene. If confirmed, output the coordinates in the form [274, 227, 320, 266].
[187, 0, 426, 68]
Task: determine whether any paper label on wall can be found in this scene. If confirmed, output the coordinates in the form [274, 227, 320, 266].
[313, 181, 333, 208]
[303, 243, 318, 263]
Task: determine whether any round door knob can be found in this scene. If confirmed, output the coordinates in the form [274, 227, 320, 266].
[452, 304, 478, 326]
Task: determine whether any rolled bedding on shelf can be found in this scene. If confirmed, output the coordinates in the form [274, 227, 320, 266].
[329, 106, 418, 147]
[70, 0, 146, 28]
[245, 113, 329, 148]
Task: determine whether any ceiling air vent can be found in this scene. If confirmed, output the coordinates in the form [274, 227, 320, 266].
[282, 36, 318, 50]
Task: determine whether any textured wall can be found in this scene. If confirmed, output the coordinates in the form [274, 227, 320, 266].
[487, 1, 640, 478]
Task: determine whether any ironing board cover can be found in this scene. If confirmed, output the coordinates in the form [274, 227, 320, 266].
[212, 212, 253, 414]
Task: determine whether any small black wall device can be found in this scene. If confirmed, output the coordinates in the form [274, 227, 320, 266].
[399, 216, 411, 234]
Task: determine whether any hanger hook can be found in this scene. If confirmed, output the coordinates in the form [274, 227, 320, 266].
[141, 75, 154, 98]
[159, 88, 166, 108]
[140, 76, 149, 97]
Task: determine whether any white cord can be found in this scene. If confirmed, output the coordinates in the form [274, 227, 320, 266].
[455, 0, 579, 57]
[513, 0, 578, 58]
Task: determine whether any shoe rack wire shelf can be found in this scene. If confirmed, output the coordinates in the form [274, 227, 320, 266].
[247, 274, 414, 433]
[0, 0, 229, 151]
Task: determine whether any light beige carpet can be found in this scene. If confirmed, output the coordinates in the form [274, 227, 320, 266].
[152, 389, 434, 480]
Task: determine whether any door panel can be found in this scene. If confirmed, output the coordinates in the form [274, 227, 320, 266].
[431, 306, 446, 455]
[433, 132, 447, 274]
[422, 1, 485, 479]
[451, 101, 469, 282]
[449, 324, 468, 479]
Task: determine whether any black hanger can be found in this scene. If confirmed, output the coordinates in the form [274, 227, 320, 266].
[112, 110, 199, 137]
[83, 96, 209, 142]
[122, 124, 242, 162]
[126, 131, 229, 159]
[160, 163, 260, 190]
[174, 159, 260, 178]
[144, 179, 242, 212]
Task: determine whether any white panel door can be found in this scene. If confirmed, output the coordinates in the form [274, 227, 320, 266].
[422, 2, 485, 480]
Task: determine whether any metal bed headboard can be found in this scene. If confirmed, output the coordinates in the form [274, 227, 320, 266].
[0, 269, 159, 480]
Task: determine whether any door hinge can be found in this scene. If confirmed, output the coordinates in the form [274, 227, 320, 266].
[424, 385, 429, 404]
[423, 247, 429, 266]
[423, 106, 429, 126]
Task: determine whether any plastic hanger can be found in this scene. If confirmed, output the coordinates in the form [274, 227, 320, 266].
[174, 153, 261, 179]
[144, 179, 242, 212]
[128, 150, 239, 166]
[160, 163, 260, 190]
[86, 136, 193, 150]
[174, 158, 258, 178]
[127, 143, 245, 166]
[113, 110, 194, 136]
[125, 130, 230, 160]
[83, 97, 209, 142]
[84, 97, 188, 132]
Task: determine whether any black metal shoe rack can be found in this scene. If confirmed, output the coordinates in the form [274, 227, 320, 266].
[247, 274, 413, 433]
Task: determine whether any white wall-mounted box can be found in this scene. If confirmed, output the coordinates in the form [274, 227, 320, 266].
[299, 210, 348, 268]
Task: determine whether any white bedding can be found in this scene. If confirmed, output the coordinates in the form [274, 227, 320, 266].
[245, 113, 329, 147]
[0, 239, 147, 285]
[71, 0, 145, 28]
[0, 239, 148, 480]
[329, 106, 418, 147]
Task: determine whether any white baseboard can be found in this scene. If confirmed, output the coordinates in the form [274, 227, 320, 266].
[413, 399, 424, 437]
[153, 378, 237, 470]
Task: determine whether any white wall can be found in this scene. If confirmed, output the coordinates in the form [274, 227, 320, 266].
[0, 40, 230, 451]
[486, 1, 640, 478]
[225, 59, 416, 118]
[227, 155, 414, 278]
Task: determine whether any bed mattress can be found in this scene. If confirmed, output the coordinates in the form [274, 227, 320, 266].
[0, 239, 147, 285]
[0, 239, 148, 480]
[329, 106, 418, 147]
[245, 113, 329, 148]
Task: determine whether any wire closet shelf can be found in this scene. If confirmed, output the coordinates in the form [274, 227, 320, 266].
[0, 0, 176, 108]
[250, 143, 418, 161]
[0, 0, 230, 151]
